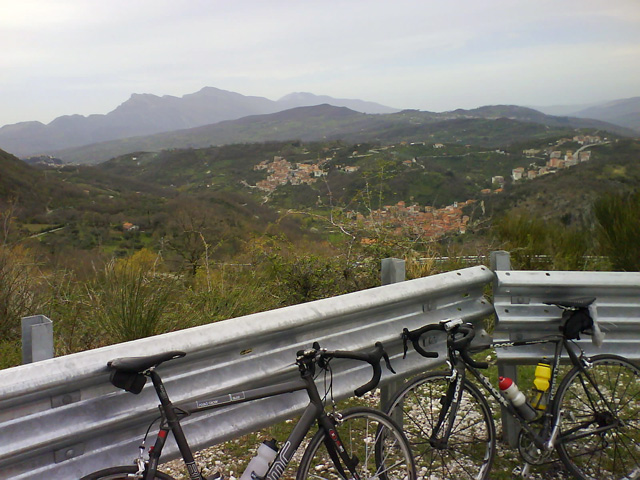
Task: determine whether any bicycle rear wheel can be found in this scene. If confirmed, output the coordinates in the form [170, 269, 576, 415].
[384, 370, 495, 480]
[296, 406, 415, 480]
[80, 465, 176, 480]
[555, 354, 640, 480]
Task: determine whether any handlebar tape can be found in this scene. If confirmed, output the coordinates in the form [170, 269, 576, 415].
[403, 324, 442, 359]
[327, 342, 387, 397]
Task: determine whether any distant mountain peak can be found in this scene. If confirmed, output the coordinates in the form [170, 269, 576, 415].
[278, 92, 322, 101]
[277, 91, 399, 114]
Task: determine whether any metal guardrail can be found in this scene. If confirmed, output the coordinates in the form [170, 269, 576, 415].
[492, 251, 640, 362]
[0, 265, 494, 479]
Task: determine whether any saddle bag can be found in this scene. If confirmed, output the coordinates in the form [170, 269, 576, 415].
[560, 308, 594, 340]
[110, 370, 147, 394]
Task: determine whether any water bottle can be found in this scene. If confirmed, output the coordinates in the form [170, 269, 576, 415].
[240, 439, 278, 480]
[531, 359, 552, 411]
[499, 376, 537, 421]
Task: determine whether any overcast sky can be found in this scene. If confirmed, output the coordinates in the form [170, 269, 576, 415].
[2, 0, 639, 127]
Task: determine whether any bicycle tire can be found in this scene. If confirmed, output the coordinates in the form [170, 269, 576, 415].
[79, 465, 176, 480]
[554, 354, 640, 480]
[384, 370, 496, 480]
[296, 406, 416, 480]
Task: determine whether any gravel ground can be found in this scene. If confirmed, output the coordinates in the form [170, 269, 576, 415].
[159, 393, 574, 480]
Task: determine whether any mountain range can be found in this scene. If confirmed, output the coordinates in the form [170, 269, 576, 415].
[0, 87, 638, 164]
[535, 97, 640, 131]
[48, 104, 636, 165]
[0, 88, 397, 158]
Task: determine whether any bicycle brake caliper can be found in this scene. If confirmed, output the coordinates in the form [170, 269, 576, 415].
[136, 446, 146, 476]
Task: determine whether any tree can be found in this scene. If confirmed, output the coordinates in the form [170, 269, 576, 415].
[162, 198, 224, 277]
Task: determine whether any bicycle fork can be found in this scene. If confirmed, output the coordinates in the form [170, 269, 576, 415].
[430, 366, 464, 450]
[320, 413, 362, 480]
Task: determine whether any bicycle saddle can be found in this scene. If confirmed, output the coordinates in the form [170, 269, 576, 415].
[108, 351, 186, 373]
[545, 298, 595, 309]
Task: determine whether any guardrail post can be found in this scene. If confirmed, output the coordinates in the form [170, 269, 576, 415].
[379, 258, 405, 411]
[381, 257, 405, 285]
[21, 315, 54, 364]
[490, 251, 520, 447]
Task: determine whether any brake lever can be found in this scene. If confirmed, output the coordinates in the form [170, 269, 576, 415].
[402, 328, 410, 359]
[382, 351, 396, 374]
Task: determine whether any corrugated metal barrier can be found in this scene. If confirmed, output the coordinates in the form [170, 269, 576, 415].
[3, 252, 639, 478]
[0, 265, 494, 479]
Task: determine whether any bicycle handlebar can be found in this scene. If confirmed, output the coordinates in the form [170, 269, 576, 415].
[402, 324, 442, 359]
[297, 342, 396, 397]
[402, 320, 489, 369]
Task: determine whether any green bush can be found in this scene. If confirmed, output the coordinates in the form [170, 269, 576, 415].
[178, 266, 279, 326]
[87, 250, 179, 343]
[594, 191, 640, 271]
[0, 246, 45, 339]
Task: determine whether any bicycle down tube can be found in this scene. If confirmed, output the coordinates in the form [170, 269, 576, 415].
[147, 370, 320, 480]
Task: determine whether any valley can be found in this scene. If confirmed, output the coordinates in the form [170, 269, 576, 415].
[1, 92, 639, 371]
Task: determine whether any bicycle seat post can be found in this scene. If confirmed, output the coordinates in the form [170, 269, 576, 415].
[147, 369, 203, 479]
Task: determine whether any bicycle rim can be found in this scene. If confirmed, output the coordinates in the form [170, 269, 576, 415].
[79, 464, 176, 479]
[295, 406, 415, 480]
[385, 371, 495, 480]
[555, 354, 640, 480]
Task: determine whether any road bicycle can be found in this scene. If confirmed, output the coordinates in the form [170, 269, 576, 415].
[81, 341, 416, 480]
[385, 298, 640, 480]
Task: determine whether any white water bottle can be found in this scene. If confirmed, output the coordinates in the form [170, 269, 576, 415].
[240, 439, 278, 480]
[499, 376, 537, 421]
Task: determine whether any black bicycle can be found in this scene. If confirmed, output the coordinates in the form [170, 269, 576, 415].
[81, 342, 416, 480]
[385, 298, 640, 480]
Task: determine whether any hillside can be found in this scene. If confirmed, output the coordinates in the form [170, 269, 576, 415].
[3, 133, 639, 274]
[535, 97, 640, 132]
[0, 87, 398, 158]
[482, 139, 640, 225]
[93, 134, 636, 220]
[0, 149, 85, 214]
[52, 104, 634, 165]
[571, 97, 640, 132]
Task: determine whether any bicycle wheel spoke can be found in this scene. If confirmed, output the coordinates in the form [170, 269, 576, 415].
[556, 355, 640, 480]
[385, 372, 495, 480]
[296, 407, 415, 480]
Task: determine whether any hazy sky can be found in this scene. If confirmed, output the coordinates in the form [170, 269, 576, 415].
[2, 0, 639, 126]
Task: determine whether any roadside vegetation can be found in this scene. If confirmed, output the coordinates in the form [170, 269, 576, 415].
[1, 137, 638, 369]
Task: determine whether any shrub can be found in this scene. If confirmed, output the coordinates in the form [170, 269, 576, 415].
[87, 249, 178, 343]
[0, 245, 44, 339]
[594, 191, 640, 271]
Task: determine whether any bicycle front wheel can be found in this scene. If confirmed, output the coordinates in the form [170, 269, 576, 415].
[384, 370, 496, 480]
[80, 465, 176, 480]
[555, 354, 640, 480]
[296, 406, 415, 480]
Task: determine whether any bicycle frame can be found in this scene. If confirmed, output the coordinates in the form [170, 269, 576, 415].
[433, 334, 599, 452]
[143, 363, 356, 480]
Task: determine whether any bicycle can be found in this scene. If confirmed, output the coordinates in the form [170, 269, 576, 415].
[384, 298, 640, 480]
[81, 341, 417, 480]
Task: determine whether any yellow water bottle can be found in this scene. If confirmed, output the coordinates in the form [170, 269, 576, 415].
[531, 359, 552, 411]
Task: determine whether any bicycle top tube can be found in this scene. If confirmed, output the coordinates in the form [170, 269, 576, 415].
[106, 341, 396, 402]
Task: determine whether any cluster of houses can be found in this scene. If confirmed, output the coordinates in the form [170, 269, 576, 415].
[350, 200, 474, 239]
[253, 156, 328, 192]
[488, 135, 603, 190]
